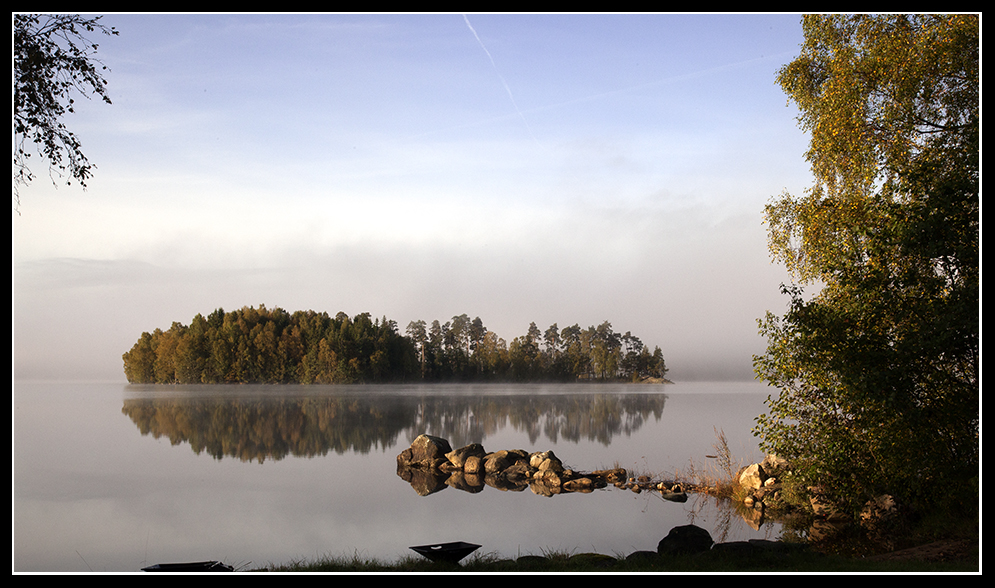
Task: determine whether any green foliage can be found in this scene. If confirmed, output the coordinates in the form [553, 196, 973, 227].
[123, 307, 668, 385]
[754, 15, 978, 517]
[13, 14, 118, 208]
[123, 306, 419, 385]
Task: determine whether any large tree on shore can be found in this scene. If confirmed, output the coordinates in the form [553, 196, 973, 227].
[753, 14, 978, 517]
[13, 14, 118, 209]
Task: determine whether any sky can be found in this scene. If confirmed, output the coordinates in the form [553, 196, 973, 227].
[12, 13, 815, 382]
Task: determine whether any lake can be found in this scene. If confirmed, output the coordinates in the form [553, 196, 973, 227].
[14, 379, 783, 572]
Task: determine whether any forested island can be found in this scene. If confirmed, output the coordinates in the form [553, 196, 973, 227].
[122, 305, 669, 385]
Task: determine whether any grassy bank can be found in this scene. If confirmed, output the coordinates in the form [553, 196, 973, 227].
[254, 543, 978, 573]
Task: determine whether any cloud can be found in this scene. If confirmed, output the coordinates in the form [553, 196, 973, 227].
[12, 14, 808, 383]
[14, 199, 791, 382]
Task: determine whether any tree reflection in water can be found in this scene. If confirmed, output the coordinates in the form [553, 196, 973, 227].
[121, 384, 668, 463]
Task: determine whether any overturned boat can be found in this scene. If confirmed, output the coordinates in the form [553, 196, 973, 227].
[141, 560, 234, 572]
[409, 541, 481, 564]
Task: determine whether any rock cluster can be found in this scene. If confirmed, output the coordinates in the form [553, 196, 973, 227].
[396, 434, 634, 497]
[500, 524, 809, 568]
[395, 437, 811, 566]
[735, 454, 899, 540]
[396, 434, 694, 501]
[652, 523, 809, 561]
[738, 454, 790, 509]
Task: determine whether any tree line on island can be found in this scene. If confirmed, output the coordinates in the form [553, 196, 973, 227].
[122, 305, 669, 385]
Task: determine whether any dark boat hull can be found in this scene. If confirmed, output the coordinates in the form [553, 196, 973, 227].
[141, 561, 234, 572]
[410, 541, 481, 564]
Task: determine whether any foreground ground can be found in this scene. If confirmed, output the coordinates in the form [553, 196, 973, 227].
[255, 535, 978, 573]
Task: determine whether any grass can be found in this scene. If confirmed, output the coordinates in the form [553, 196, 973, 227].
[594, 429, 744, 497]
[668, 427, 745, 499]
[253, 545, 978, 573]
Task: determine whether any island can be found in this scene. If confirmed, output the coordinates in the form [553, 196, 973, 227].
[122, 305, 669, 385]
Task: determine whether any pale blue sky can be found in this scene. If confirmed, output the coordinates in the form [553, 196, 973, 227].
[13, 13, 813, 381]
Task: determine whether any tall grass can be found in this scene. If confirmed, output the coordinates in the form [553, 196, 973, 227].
[673, 427, 743, 499]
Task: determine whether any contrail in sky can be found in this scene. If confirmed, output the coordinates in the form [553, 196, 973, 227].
[462, 14, 541, 146]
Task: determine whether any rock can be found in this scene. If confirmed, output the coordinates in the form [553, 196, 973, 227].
[861, 494, 897, 522]
[762, 453, 789, 474]
[396, 435, 695, 505]
[438, 460, 462, 473]
[507, 449, 530, 461]
[396, 434, 452, 469]
[738, 463, 766, 490]
[657, 524, 714, 556]
[537, 456, 564, 474]
[625, 550, 660, 562]
[567, 552, 616, 568]
[503, 461, 532, 482]
[484, 449, 527, 473]
[562, 477, 595, 492]
[747, 539, 808, 555]
[709, 541, 756, 556]
[591, 467, 627, 484]
[463, 455, 483, 474]
[446, 443, 486, 469]
[706, 539, 810, 558]
[529, 450, 557, 468]
[808, 486, 837, 518]
[532, 468, 562, 487]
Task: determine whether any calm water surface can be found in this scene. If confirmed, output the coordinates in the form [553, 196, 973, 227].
[14, 380, 783, 572]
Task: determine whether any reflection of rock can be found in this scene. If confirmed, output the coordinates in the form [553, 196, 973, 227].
[395, 435, 614, 496]
[396, 463, 449, 496]
[445, 470, 484, 493]
[658, 489, 689, 503]
[739, 502, 765, 530]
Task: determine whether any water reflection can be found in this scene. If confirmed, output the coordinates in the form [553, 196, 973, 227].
[16, 381, 783, 571]
[121, 384, 668, 463]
